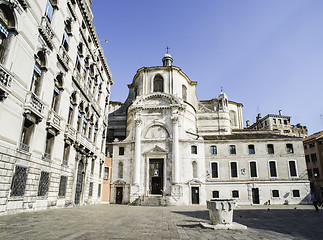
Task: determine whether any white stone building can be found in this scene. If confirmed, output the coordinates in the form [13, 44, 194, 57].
[0, 0, 113, 214]
[108, 53, 309, 206]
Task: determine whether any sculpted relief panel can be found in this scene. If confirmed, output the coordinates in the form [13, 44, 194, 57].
[144, 125, 169, 139]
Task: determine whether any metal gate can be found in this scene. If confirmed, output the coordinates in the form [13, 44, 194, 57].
[74, 160, 84, 205]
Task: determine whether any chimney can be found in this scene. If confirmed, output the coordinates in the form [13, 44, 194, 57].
[246, 120, 250, 128]
[256, 113, 261, 122]
[279, 110, 282, 116]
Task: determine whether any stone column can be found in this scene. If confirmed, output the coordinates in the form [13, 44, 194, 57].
[133, 118, 142, 185]
[172, 115, 180, 184]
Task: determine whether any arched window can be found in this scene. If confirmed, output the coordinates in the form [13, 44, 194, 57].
[229, 111, 237, 127]
[153, 75, 163, 92]
[192, 161, 198, 178]
[30, 51, 46, 96]
[182, 85, 187, 101]
[118, 162, 123, 179]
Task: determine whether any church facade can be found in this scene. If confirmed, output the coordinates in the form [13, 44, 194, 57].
[107, 53, 309, 205]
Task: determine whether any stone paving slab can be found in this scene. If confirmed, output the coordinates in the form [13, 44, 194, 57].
[0, 204, 321, 240]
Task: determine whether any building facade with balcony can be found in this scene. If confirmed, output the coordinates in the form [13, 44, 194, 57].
[107, 53, 309, 206]
[0, 0, 113, 214]
[303, 131, 323, 202]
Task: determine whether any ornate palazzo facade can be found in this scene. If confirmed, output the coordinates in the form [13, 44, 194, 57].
[0, 0, 112, 214]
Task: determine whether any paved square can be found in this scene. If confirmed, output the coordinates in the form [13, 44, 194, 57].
[0, 204, 321, 239]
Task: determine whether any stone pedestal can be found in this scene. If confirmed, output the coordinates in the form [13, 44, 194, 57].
[200, 199, 247, 230]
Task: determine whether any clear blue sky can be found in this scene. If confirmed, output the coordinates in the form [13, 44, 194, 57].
[92, 0, 323, 135]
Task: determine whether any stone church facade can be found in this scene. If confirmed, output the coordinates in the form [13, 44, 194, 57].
[108, 53, 309, 206]
[0, 0, 112, 214]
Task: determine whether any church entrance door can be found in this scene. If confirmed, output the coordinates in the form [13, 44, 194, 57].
[116, 187, 123, 204]
[252, 188, 260, 204]
[191, 187, 199, 204]
[149, 159, 163, 194]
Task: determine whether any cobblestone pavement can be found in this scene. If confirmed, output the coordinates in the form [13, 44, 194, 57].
[0, 204, 322, 240]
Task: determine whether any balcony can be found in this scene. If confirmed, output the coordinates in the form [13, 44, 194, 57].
[19, 142, 30, 152]
[47, 110, 62, 135]
[38, 16, 55, 50]
[24, 91, 44, 123]
[57, 46, 71, 71]
[65, 124, 76, 143]
[0, 64, 12, 102]
[42, 152, 51, 161]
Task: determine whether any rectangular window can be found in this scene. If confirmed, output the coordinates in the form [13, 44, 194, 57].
[63, 143, 70, 165]
[309, 143, 315, 148]
[45, 0, 54, 22]
[99, 163, 103, 178]
[62, 30, 69, 51]
[98, 184, 101, 197]
[20, 118, 34, 152]
[37, 171, 50, 197]
[286, 144, 294, 153]
[210, 145, 217, 155]
[211, 162, 218, 178]
[82, 118, 87, 135]
[313, 168, 320, 177]
[91, 159, 95, 175]
[305, 155, 310, 163]
[284, 120, 288, 125]
[44, 132, 54, 159]
[250, 162, 257, 177]
[267, 144, 274, 154]
[269, 161, 277, 177]
[191, 145, 197, 154]
[89, 182, 93, 197]
[248, 145, 255, 154]
[104, 167, 110, 180]
[119, 147, 124, 155]
[31, 63, 41, 95]
[307, 169, 313, 178]
[51, 87, 60, 112]
[289, 161, 297, 177]
[272, 190, 279, 198]
[58, 176, 67, 197]
[229, 145, 236, 154]
[212, 190, 219, 198]
[311, 153, 317, 162]
[230, 162, 238, 178]
[292, 190, 300, 198]
[67, 104, 74, 124]
[10, 166, 28, 197]
[232, 190, 239, 198]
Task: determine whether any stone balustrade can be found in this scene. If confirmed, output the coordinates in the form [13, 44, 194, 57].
[0, 64, 12, 101]
[39, 16, 55, 50]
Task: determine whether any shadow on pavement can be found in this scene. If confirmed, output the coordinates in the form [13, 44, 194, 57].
[172, 208, 323, 240]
